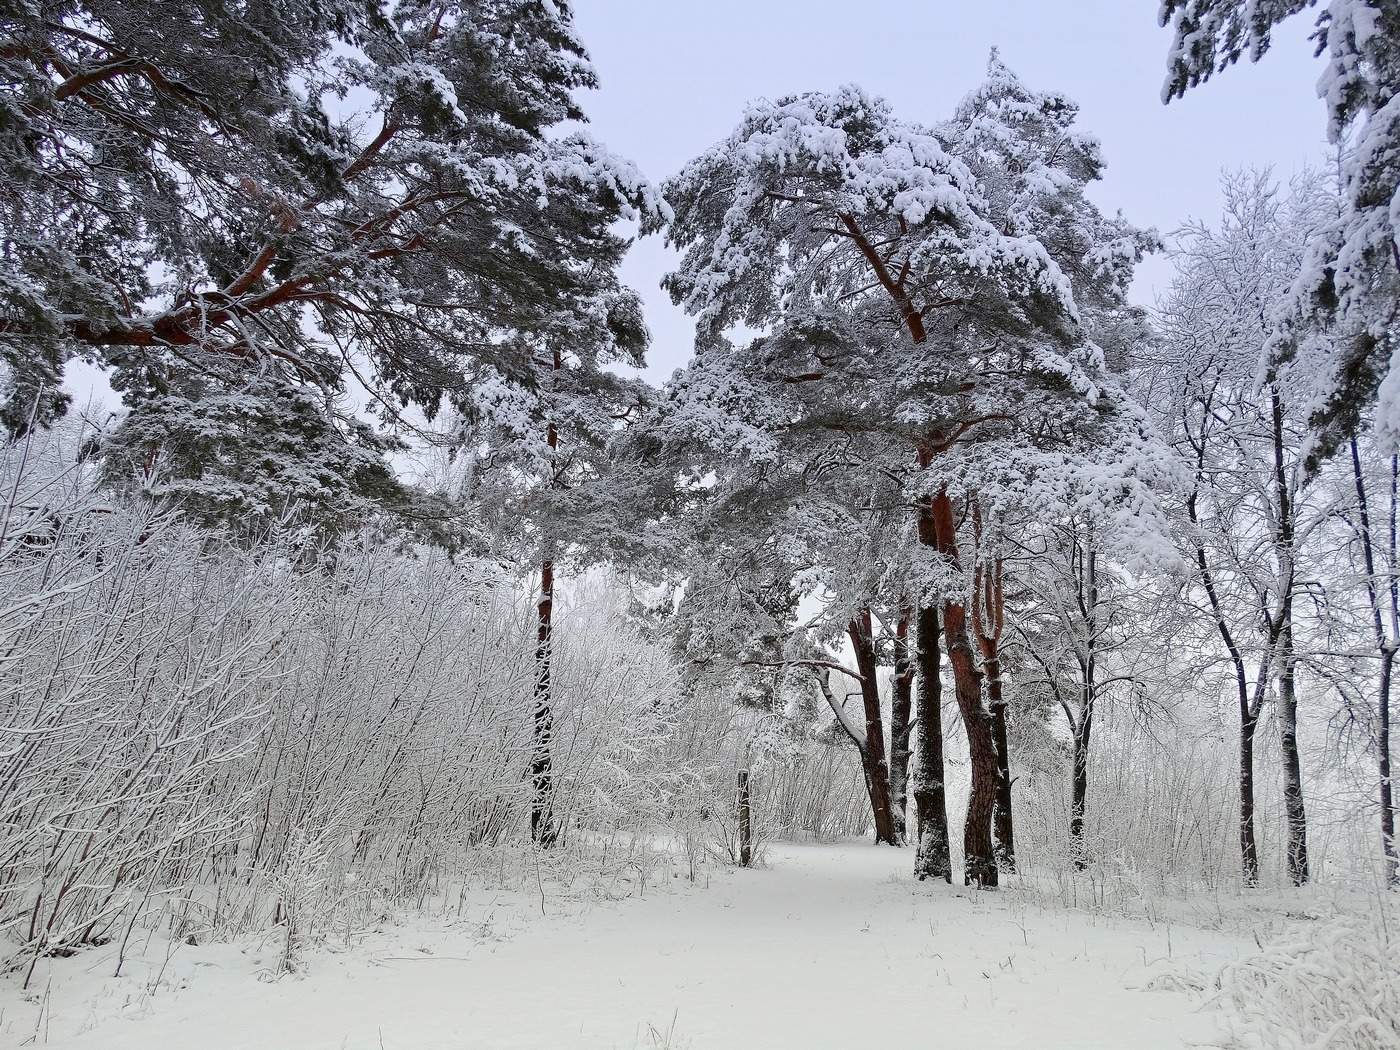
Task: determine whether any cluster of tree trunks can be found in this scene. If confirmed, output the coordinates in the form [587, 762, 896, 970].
[925, 487, 1003, 887]
[823, 213, 1019, 884]
[1188, 380, 1311, 888]
[829, 458, 1017, 887]
[843, 211, 1016, 885]
[826, 576, 1016, 887]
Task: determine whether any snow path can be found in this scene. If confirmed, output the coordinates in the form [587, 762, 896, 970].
[13, 842, 1244, 1049]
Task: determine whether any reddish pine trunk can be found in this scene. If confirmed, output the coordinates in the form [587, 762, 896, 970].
[889, 611, 914, 844]
[912, 603, 952, 882]
[928, 486, 999, 887]
[848, 610, 898, 846]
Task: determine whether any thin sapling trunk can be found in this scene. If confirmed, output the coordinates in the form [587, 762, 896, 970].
[889, 609, 914, 844]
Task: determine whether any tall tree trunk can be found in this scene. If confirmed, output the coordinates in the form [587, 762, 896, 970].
[737, 769, 753, 868]
[530, 345, 563, 847]
[530, 556, 559, 846]
[1191, 492, 1262, 887]
[927, 485, 998, 887]
[989, 700, 1014, 872]
[1350, 439, 1399, 886]
[972, 541, 1015, 873]
[1240, 707, 1259, 887]
[889, 610, 914, 844]
[848, 609, 898, 845]
[843, 215, 990, 879]
[1070, 535, 1097, 871]
[912, 604, 952, 881]
[1271, 386, 1308, 884]
[1070, 716, 1091, 870]
[1387, 453, 1399, 887]
[1278, 618, 1308, 884]
[1381, 649, 1398, 887]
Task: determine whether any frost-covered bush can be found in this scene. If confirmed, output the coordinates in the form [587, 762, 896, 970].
[753, 743, 871, 843]
[0, 428, 711, 980]
[1005, 693, 1388, 912]
[1014, 716, 1240, 898]
[1218, 899, 1400, 1050]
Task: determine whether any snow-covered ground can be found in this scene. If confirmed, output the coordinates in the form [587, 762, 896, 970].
[2, 842, 1258, 1049]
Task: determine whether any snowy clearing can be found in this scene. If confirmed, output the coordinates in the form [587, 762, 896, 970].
[3, 843, 1255, 1050]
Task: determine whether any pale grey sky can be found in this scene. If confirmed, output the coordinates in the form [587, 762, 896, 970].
[569, 0, 1327, 381]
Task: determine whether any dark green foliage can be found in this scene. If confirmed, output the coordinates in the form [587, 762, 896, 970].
[0, 1, 653, 541]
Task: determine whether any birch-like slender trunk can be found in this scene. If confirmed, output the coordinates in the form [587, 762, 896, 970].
[1271, 387, 1308, 884]
[848, 609, 898, 845]
[971, 521, 1014, 873]
[889, 609, 914, 844]
[1350, 439, 1399, 886]
[530, 346, 563, 847]
[1195, 527, 1266, 887]
[1239, 707, 1259, 885]
[1069, 718, 1091, 868]
[529, 555, 559, 846]
[1387, 453, 1398, 887]
[1277, 618, 1307, 883]
[1186, 389, 1271, 888]
[1070, 539, 1097, 870]
[737, 769, 752, 867]
[1380, 649, 1397, 887]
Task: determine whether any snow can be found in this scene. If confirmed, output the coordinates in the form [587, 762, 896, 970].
[3, 842, 1253, 1050]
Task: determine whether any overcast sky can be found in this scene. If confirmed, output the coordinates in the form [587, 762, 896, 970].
[569, 0, 1329, 381]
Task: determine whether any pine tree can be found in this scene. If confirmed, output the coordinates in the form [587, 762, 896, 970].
[649, 59, 1170, 886]
[0, 1, 658, 537]
[627, 400, 915, 846]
